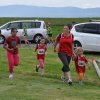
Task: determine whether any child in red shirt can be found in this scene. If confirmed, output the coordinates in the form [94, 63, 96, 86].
[73, 47, 90, 85]
[3, 28, 20, 79]
[35, 38, 47, 76]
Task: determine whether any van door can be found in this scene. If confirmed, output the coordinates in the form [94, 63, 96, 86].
[82, 23, 100, 51]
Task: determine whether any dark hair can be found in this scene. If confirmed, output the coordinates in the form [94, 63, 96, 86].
[37, 37, 47, 45]
[11, 28, 17, 32]
[72, 21, 76, 24]
[0, 30, 1, 33]
[67, 24, 72, 30]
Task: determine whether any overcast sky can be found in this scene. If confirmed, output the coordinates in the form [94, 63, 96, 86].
[0, 0, 100, 8]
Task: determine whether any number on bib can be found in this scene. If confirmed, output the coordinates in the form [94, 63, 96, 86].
[78, 61, 85, 67]
[38, 49, 45, 54]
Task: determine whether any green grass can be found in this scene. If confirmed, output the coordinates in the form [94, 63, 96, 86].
[0, 47, 100, 100]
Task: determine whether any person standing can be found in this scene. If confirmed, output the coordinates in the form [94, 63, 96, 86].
[54, 25, 74, 85]
[3, 28, 21, 79]
[47, 22, 54, 45]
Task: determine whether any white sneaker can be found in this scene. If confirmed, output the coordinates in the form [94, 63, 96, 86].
[61, 76, 65, 82]
[67, 79, 72, 85]
[9, 74, 13, 79]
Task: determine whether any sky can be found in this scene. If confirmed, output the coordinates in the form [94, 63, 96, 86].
[0, 0, 100, 8]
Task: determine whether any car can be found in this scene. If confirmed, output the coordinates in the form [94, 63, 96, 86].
[71, 22, 100, 52]
[0, 19, 47, 44]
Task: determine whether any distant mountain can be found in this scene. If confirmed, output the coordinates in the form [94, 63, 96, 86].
[0, 5, 100, 18]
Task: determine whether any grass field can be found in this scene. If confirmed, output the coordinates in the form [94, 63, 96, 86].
[0, 46, 100, 100]
[0, 17, 100, 100]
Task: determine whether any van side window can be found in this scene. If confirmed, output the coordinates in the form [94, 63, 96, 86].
[83, 24, 100, 34]
[75, 24, 84, 32]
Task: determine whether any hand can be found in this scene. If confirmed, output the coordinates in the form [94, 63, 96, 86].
[54, 49, 56, 52]
[45, 51, 47, 55]
[88, 63, 91, 68]
[72, 53, 76, 61]
[87, 62, 91, 69]
[13, 46, 18, 49]
[9, 48, 14, 52]
[73, 52, 76, 57]
[71, 55, 74, 61]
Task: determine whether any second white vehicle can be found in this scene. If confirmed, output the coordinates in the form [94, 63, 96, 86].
[71, 22, 100, 52]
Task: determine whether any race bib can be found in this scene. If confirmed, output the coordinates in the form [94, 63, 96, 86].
[37, 49, 45, 54]
[78, 61, 85, 67]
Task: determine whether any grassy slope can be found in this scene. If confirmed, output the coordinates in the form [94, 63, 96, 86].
[0, 17, 100, 100]
[0, 47, 100, 100]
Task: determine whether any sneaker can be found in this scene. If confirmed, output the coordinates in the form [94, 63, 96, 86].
[9, 74, 13, 79]
[41, 74, 44, 77]
[61, 76, 65, 82]
[79, 80, 84, 85]
[67, 79, 72, 86]
[36, 65, 39, 72]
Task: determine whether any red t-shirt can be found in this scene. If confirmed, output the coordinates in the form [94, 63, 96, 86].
[35, 44, 47, 60]
[74, 55, 88, 73]
[5, 36, 20, 54]
[56, 33, 74, 56]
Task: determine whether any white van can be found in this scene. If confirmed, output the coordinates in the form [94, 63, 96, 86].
[0, 20, 47, 43]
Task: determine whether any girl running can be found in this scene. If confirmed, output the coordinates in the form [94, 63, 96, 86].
[35, 38, 47, 77]
[3, 28, 21, 79]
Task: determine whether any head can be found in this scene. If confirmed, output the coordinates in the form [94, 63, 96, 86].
[68, 24, 72, 30]
[76, 47, 83, 55]
[72, 21, 76, 25]
[63, 25, 70, 34]
[11, 28, 17, 37]
[47, 21, 51, 27]
[40, 38, 46, 44]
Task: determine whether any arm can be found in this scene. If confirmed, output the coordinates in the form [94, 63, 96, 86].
[72, 43, 76, 59]
[85, 57, 91, 68]
[35, 44, 38, 52]
[45, 46, 47, 55]
[3, 38, 9, 51]
[54, 34, 60, 52]
[3, 42, 13, 51]
[72, 34, 76, 58]
[54, 40, 59, 52]
[3, 42, 8, 50]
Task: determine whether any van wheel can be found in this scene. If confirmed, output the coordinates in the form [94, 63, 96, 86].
[34, 34, 43, 43]
[0, 35, 5, 44]
[74, 41, 82, 50]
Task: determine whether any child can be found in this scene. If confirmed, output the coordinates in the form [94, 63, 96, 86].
[23, 26, 29, 46]
[3, 28, 21, 79]
[35, 38, 47, 77]
[73, 47, 90, 85]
